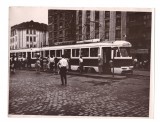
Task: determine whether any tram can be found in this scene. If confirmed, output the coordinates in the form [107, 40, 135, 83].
[10, 40, 133, 74]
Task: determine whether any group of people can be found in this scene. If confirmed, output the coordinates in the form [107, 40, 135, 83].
[35, 54, 59, 73]
[10, 55, 26, 73]
[35, 54, 69, 86]
[133, 57, 150, 70]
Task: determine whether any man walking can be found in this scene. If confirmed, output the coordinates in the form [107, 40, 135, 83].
[98, 54, 103, 74]
[57, 54, 68, 86]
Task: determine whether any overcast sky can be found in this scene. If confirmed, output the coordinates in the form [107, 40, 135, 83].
[9, 7, 48, 27]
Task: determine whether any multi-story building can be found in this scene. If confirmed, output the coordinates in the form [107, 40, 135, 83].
[10, 20, 48, 50]
[126, 12, 151, 61]
[48, 10, 127, 44]
[76, 10, 127, 42]
[48, 10, 76, 46]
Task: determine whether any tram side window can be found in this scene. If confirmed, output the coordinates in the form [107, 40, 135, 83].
[32, 52, 37, 58]
[64, 49, 71, 58]
[81, 48, 89, 57]
[22, 52, 26, 58]
[45, 50, 49, 57]
[72, 49, 79, 57]
[90, 48, 98, 57]
[18, 52, 22, 57]
[56, 50, 62, 57]
[50, 50, 55, 57]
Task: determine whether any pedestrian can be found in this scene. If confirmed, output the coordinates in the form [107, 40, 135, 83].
[49, 55, 55, 72]
[43, 57, 48, 72]
[133, 57, 138, 69]
[35, 55, 41, 73]
[79, 55, 83, 74]
[98, 54, 103, 74]
[40, 56, 43, 71]
[10, 55, 16, 73]
[57, 54, 68, 85]
[27, 55, 31, 69]
[15, 56, 19, 70]
[54, 56, 58, 74]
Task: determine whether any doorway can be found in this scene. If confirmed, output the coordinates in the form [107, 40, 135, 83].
[102, 47, 111, 73]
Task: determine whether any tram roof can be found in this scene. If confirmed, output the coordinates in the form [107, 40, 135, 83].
[10, 40, 131, 52]
[42, 40, 132, 50]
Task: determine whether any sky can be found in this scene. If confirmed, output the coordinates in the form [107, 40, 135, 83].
[9, 7, 48, 27]
[9, 6, 152, 28]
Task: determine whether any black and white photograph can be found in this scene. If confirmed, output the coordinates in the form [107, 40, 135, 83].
[8, 7, 153, 118]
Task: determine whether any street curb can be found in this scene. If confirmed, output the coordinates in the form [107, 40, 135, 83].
[67, 72, 126, 80]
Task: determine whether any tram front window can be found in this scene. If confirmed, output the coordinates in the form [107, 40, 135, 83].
[120, 47, 130, 57]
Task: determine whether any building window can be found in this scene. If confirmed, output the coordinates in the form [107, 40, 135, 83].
[95, 22, 99, 39]
[105, 32, 109, 39]
[54, 24, 58, 31]
[49, 32, 53, 39]
[59, 31, 63, 37]
[26, 29, 29, 34]
[116, 18, 121, 27]
[33, 30, 36, 34]
[86, 11, 90, 23]
[115, 30, 121, 39]
[105, 11, 110, 19]
[30, 29, 32, 34]
[26, 36, 29, 41]
[34, 37, 36, 42]
[78, 11, 82, 24]
[116, 11, 121, 18]
[95, 11, 99, 21]
[105, 20, 110, 28]
[30, 37, 32, 42]
[59, 39, 63, 42]
[54, 15, 58, 23]
[90, 48, 98, 57]
[59, 13, 63, 20]
[54, 32, 57, 38]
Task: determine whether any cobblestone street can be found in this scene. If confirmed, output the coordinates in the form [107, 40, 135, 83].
[9, 70, 150, 117]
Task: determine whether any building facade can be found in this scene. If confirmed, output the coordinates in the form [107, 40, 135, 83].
[10, 20, 48, 50]
[76, 10, 127, 42]
[48, 10, 76, 46]
[126, 12, 151, 61]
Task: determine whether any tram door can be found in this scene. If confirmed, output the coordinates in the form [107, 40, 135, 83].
[102, 47, 111, 73]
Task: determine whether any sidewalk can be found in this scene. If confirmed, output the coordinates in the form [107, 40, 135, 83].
[133, 70, 150, 77]
[24, 68, 126, 80]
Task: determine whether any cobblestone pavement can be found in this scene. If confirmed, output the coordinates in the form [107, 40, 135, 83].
[9, 70, 150, 117]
